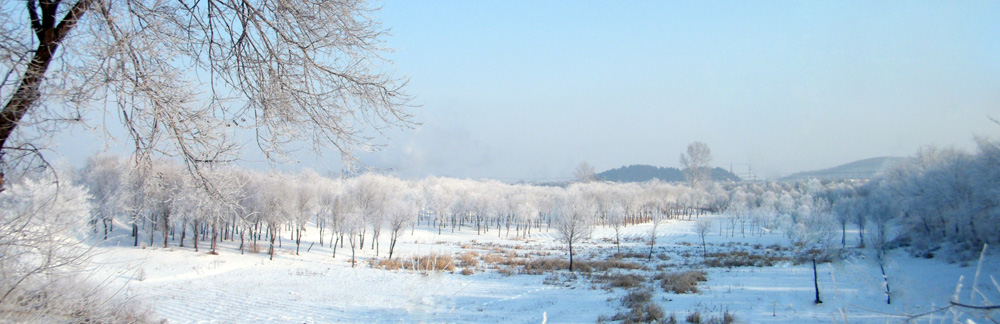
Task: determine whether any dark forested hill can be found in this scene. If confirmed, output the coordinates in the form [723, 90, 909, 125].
[597, 165, 740, 183]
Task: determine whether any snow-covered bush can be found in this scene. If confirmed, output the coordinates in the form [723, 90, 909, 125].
[882, 139, 1000, 259]
[0, 176, 153, 322]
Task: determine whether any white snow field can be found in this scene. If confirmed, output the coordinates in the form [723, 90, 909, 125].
[90, 215, 998, 323]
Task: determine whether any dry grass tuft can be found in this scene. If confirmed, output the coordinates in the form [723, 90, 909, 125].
[593, 272, 647, 290]
[374, 254, 455, 272]
[457, 251, 479, 267]
[704, 251, 790, 268]
[610, 289, 665, 324]
[656, 270, 708, 294]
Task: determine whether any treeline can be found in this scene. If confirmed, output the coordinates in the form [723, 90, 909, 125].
[716, 138, 1000, 260]
[875, 138, 1000, 257]
[20, 137, 995, 266]
[74, 155, 722, 264]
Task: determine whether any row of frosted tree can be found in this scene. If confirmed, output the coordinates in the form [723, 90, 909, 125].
[715, 138, 1000, 260]
[75, 154, 722, 263]
[74, 138, 999, 263]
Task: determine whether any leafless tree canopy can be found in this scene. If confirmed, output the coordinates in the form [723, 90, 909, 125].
[680, 141, 712, 188]
[574, 162, 595, 183]
[0, 0, 415, 185]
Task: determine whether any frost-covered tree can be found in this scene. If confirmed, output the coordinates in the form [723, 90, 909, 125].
[150, 161, 185, 249]
[423, 178, 455, 235]
[386, 193, 417, 260]
[0, 176, 91, 318]
[313, 176, 339, 248]
[346, 173, 380, 250]
[291, 171, 320, 255]
[340, 198, 363, 267]
[832, 196, 855, 248]
[0, 0, 414, 190]
[695, 217, 712, 259]
[553, 192, 593, 272]
[118, 162, 152, 247]
[680, 141, 712, 188]
[878, 141, 1000, 257]
[256, 174, 293, 260]
[79, 154, 123, 239]
[645, 201, 664, 261]
[225, 168, 257, 254]
[574, 162, 596, 183]
[324, 190, 355, 259]
[607, 202, 625, 253]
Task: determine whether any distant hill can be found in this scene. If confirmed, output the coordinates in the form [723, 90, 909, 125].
[597, 164, 741, 183]
[781, 157, 909, 181]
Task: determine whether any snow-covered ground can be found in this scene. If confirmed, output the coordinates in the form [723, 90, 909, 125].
[88, 216, 998, 323]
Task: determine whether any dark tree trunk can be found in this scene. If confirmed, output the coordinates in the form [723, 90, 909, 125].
[319, 222, 325, 246]
[841, 223, 847, 248]
[350, 235, 357, 268]
[162, 214, 169, 248]
[388, 233, 398, 260]
[192, 221, 200, 252]
[648, 231, 656, 261]
[568, 242, 574, 272]
[701, 236, 708, 260]
[332, 233, 339, 258]
[295, 228, 301, 255]
[268, 223, 276, 261]
[858, 224, 866, 248]
[813, 259, 822, 304]
[0, 0, 94, 158]
[210, 223, 218, 253]
[180, 220, 186, 248]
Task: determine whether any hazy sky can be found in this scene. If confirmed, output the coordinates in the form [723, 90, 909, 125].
[49, 1, 1000, 181]
[346, 1, 1000, 180]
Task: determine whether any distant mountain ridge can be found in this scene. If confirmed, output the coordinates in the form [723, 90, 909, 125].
[781, 156, 909, 181]
[597, 164, 741, 183]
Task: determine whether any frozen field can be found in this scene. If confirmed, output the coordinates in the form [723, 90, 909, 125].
[90, 215, 998, 323]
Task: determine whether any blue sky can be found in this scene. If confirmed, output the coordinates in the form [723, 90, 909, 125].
[47, 1, 1000, 181]
[344, 1, 1000, 180]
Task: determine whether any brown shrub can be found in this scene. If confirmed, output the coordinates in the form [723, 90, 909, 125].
[594, 272, 647, 289]
[592, 259, 646, 271]
[496, 267, 515, 276]
[376, 258, 403, 270]
[408, 253, 455, 272]
[521, 258, 576, 274]
[685, 310, 701, 323]
[612, 289, 665, 324]
[611, 251, 647, 259]
[457, 251, 479, 267]
[460, 268, 475, 275]
[704, 250, 790, 268]
[374, 254, 455, 272]
[620, 289, 653, 309]
[481, 252, 506, 265]
[656, 270, 708, 294]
